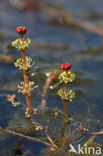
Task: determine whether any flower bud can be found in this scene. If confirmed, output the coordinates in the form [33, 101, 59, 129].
[16, 26, 27, 35]
[61, 63, 71, 70]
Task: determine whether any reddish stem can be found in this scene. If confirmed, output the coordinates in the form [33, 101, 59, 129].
[64, 70, 69, 121]
[21, 35, 33, 112]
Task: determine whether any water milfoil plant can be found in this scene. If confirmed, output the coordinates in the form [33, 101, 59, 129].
[57, 63, 76, 121]
[12, 26, 37, 117]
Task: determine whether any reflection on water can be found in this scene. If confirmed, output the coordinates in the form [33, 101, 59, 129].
[0, 0, 103, 155]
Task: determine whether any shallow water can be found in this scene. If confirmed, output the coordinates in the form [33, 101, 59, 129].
[0, 0, 103, 155]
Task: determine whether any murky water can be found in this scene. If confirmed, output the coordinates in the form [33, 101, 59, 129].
[0, 0, 103, 155]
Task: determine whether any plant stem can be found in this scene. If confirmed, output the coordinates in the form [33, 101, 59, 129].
[13, 136, 23, 154]
[21, 35, 33, 112]
[64, 100, 68, 121]
[64, 70, 69, 121]
[60, 122, 68, 137]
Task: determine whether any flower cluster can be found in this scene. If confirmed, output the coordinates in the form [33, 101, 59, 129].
[57, 89, 75, 101]
[17, 81, 38, 95]
[14, 56, 35, 71]
[12, 38, 31, 51]
[58, 71, 76, 84]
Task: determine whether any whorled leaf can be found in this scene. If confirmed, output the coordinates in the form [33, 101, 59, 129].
[58, 71, 76, 84]
[57, 89, 75, 101]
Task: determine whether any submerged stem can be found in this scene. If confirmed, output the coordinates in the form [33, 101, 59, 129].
[60, 122, 68, 137]
[64, 100, 68, 121]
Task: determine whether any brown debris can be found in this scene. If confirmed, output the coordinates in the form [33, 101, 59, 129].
[90, 130, 103, 136]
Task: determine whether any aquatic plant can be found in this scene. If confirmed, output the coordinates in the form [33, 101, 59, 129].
[12, 26, 37, 117]
[57, 63, 76, 121]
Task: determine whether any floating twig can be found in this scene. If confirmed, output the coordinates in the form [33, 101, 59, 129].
[1, 128, 51, 147]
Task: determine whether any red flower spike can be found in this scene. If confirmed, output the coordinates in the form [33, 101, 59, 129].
[61, 63, 71, 70]
[16, 26, 27, 35]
